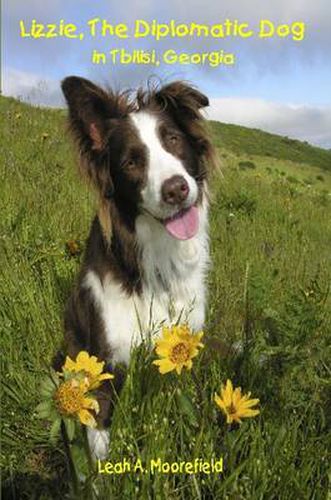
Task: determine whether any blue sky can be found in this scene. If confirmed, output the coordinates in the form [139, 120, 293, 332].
[2, 0, 331, 147]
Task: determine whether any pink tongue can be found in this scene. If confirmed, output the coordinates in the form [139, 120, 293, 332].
[164, 206, 199, 240]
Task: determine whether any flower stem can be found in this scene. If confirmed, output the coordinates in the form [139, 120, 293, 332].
[82, 425, 95, 498]
[61, 420, 80, 498]
[191, 369, 204, 409]
[82, 425, 94, 472]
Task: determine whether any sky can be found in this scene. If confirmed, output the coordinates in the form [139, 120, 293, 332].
[2, 0, 331, 148]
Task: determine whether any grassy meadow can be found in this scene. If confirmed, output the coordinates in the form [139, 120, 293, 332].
[1, 95, 331, 499]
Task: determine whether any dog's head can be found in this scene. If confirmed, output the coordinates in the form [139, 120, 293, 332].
[62, 77, 216, 240]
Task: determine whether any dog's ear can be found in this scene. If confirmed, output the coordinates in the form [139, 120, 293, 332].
[155, 81, 209, 120]
[155, 81, 214, 159]
[62, 76, 118, 200]
[61, 76, 112, 151]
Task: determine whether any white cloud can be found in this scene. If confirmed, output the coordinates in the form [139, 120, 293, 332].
[2, 67, 63, 107]
[207, 98, 331, 148]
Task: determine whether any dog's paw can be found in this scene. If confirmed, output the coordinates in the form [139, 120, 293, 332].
[87, 428, 110, 460]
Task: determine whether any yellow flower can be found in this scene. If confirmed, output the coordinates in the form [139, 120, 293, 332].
[153, 324, 204, 375]
[65, 239, 81, 257]
[54, 379, 99, 428]
[214, 379, 260, 424]
[63, 351, 114, 390]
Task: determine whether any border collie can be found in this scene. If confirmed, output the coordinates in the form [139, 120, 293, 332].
[61, 76, 217, 458]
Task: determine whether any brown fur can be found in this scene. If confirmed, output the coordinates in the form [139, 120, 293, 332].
[98, 199, 112, 244]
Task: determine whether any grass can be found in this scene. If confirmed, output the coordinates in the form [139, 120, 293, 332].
[1, 95, 331, 499]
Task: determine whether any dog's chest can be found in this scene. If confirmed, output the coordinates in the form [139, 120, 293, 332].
[84, 216, 209, 365]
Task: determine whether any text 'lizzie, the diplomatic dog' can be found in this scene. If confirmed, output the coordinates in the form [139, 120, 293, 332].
[19, 18, 306, 41]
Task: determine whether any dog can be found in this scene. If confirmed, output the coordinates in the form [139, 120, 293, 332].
[61, 76, 217, 458]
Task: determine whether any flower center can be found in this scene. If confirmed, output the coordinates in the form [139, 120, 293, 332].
[54, 380, 85, 415]
[170, 342, 190, 364]
[226, 403, 237, 415]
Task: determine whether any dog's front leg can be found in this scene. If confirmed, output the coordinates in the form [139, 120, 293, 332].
[87, 364, 126, 460]
[64, 287, 127, 460]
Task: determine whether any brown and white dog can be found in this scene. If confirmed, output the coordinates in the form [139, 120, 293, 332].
[61, 76, 216, 458]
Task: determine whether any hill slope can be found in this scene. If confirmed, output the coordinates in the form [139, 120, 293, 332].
[210, 120, 331, 171]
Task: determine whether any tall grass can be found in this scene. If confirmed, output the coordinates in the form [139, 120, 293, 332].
[1, 96, 330, 499]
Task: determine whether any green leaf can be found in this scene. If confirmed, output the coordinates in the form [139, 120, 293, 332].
[71, 443, 88, 480]
[49, 418, 62, 444]
[64, 417, 76, 441]
[35, 400, 52, 418]
[40, 378, 56, 397]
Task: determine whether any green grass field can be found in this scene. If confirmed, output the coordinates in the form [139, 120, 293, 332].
[1, 95, 331, 499]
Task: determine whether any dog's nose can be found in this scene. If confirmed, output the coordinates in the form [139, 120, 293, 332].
[161, 175, 189, 205]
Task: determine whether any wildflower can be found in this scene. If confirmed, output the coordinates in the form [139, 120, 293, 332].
[36, 368, 100, 442]
[41, 132, 49, 140]
[153, 324, 204, 375]
[65, 239, 82, 257]
[214, 379, 260, 424]
[63, 351, 114, 390]
[54, 379, 99, 428]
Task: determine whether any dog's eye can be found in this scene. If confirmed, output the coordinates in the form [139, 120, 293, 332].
[123, 159, 136, 169]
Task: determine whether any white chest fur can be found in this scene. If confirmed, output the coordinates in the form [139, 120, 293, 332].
[83, 206, 209, 365]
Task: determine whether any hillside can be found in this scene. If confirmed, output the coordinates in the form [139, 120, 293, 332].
[211, 120, 331, 171]
[1, 95, 330, 499]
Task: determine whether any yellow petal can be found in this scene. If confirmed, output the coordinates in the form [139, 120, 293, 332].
[233, 387, 243, 405]
[214, 394, 226, 411]
[196, 331, 204, 340]
[239, 392, 252, 404]
[226, 413, 234, 424]
[161, 327, 174, 340]
[240, 409, 260, 418]
[175, 364, 183, 375]
[153, 358, 175, 374]
[238, 398, 260, 410]
[226, 379, 233, 391]
[189, 347, 202, 359]
[63, 356, 76, 371]
[78, 409, 97, 428]
[155, 343, 172, 357]
[77, 351, 90, 363]
[185, 360, 193, 370]
[88, 373, 114, 390]
[83, 397, 100, 414]
[98, 373, 114, 381]
[90, 355, 100, 366]
[92, 360, 104, 375]
[221, 380, 233, 406]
